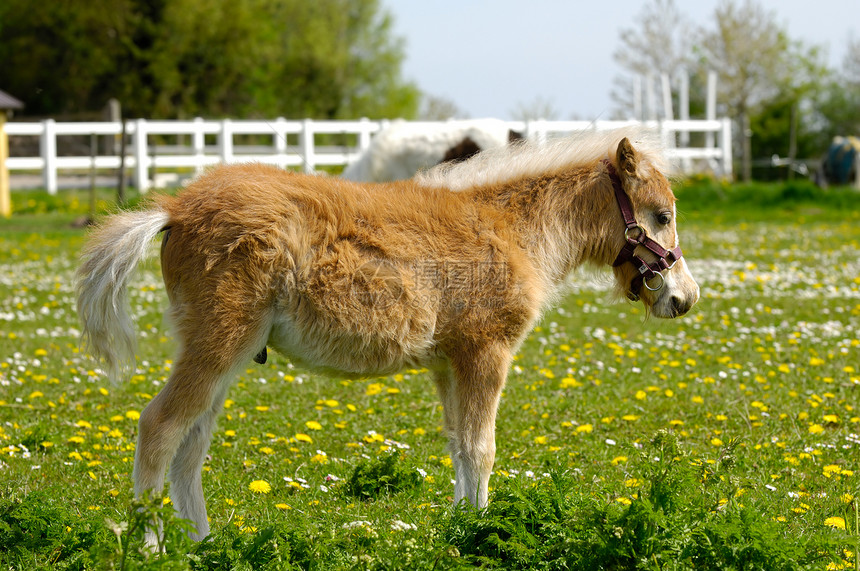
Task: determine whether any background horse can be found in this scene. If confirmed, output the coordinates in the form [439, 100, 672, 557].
[341, 118, 522, 181]
[76, 128, 699, 545]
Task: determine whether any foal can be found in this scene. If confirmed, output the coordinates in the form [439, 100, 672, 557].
[76, 130, 699, 544]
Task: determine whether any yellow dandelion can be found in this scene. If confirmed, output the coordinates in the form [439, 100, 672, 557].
[67, 436, 85, 444]
[711, 438, 724, 447]
[575, 424, 593, 433]
[616, 497, 632, 505]
[305, 420, 323, 431]
[125, 410, 140, 420]
[249, 480, 272, 494]
[534, 435, 548, 445]
[255, 406, 270, 412]
[635, 390, 647, 400]
[295, 433, 313, 443]
[611, 456, 627, 465]
[825, 516, 846, 530]
[275, 503, 291, 510]
[808, 424, 825, 434]
[621, 414, 640, 421]
[28, 391, 44, 399]
[823, 465, 842, 477]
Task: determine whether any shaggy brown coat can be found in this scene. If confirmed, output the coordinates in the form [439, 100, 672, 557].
[76, 130, 699, 545]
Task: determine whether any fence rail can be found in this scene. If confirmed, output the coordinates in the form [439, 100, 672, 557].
[4, 118, 732, 194]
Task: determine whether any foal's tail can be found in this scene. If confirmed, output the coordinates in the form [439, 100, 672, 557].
[76, 207, 171, 382]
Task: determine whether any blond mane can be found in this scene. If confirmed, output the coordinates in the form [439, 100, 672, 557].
[416, 126, 667, 191]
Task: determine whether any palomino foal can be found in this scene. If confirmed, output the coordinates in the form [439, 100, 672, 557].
[76, 130, 698, 544]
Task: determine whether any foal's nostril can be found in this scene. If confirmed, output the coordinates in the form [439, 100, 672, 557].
[670, 296, 689, 316]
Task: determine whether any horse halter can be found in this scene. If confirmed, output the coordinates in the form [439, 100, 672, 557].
[602, 159, 684, 302]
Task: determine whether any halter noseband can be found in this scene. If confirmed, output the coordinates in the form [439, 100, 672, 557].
[603, 159, 684, 302]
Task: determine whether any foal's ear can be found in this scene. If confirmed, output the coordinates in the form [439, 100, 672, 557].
[616, 137, 639, 178]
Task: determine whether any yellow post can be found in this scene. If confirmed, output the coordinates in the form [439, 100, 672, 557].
[0, 113, 9, 217]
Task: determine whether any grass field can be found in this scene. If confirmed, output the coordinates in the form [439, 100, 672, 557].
[1, 180, 860, 569]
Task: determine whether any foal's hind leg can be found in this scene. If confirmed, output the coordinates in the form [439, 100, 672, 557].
[448, 343, 511, 508]
[133, 353, 232, 546]
[167, 382, 231, 541]
[134, 308, 270, 546]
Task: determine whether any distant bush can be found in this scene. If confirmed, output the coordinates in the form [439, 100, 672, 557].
[674, 175, 860, 213]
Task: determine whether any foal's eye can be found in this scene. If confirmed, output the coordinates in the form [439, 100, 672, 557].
[656, 212, 672, 225]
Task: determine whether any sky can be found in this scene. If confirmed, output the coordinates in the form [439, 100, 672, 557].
[387, 0, 857, 121]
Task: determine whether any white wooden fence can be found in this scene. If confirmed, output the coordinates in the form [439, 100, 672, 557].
[4, 117, 732, 194]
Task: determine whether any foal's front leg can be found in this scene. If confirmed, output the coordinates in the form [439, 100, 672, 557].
[448, 344, 511, 508]
[433, 368, 463, 491]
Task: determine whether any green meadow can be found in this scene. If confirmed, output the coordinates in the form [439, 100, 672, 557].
[1, 180, 859, 569]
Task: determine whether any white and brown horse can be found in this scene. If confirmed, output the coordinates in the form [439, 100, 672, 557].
[76, 129, 698, 544]
[341, 118, 522, 182]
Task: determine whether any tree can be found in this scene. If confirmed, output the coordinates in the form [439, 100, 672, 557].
[610, 0, 693, 120]
[418, 95, 467, 120]
[697, 0, 790, 181]
[0, 0, 419, 120]
[812, 36, 860, 141]
[844, 35, 860, 85]
[749, 38, 829, 180]
[510, 96, 560, 121]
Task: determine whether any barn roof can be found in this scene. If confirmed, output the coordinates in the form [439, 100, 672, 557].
[0, 90, 24, 110]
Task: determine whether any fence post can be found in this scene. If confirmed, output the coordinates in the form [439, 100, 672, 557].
[301, 118, 315, 173]
[220, 119, 233, 164]
[358, 117, 372, 151]
[274, 117, 288, 168]
[41, 118, 58, 194]
[855, 151, 860, 190]
[720, 117, 733, 180]
[526, 120, 547, 145]
[705, 71, 717, 149]
[0, 116, 10, 217]
[193, 117, 205, 175]
[134, 118, 149, 192]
